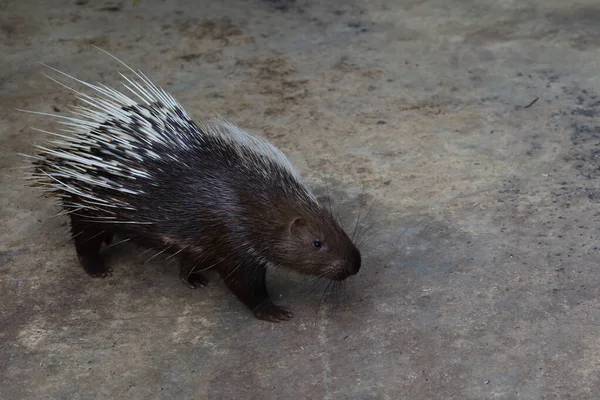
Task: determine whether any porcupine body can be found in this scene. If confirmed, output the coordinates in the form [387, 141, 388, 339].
[25, 51, 361, 322]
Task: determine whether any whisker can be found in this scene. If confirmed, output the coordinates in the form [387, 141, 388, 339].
[354, 192, 380, 245]
[356, 225, 381, 249]
[139, 247, 155, 256]
[82, 230, 107, 243]
[189, 259, 220, 278]
[103, 237, 132, 249]
[324, 176, 334, 219]
[221, 262, 243, 283]
[144, 245, 171, 264]
[318, 280, 334, 311]
[287, 272, 332, 317]
[351, 187, 366, 242]
[165, 246, 188, 260]
[295, 278, 331, 322]
[329, 185, 347, 230]
[70, 230, 85, 239]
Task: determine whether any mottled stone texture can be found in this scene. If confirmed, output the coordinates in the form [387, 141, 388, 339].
[2, 0, 600, 398]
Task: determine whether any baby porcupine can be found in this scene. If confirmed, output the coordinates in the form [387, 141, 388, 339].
[23, 49, 361, 322]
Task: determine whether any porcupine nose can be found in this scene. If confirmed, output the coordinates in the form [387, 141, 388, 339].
[346, 246, 361, 276]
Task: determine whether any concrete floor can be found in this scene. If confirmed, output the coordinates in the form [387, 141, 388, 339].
[2, 0, 600, 398]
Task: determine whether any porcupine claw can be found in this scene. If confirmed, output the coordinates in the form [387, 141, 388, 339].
[179, 255, 210, 288]
[180, 271, 210, 289]
[79, 255, 113, 278]
[253, 302, 294, 323]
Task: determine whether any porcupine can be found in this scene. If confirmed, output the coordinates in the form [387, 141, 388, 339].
[23, 49, 361, 322]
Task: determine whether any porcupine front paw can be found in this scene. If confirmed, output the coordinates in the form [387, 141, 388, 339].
[219, 264, 292, 322]
[180, 271, 209, 289]
[70, 215, 113, 278]
[253, 301, 294, 323]
[79, 254, 112, 278]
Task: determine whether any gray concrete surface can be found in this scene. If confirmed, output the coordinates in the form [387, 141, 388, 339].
[2, 0, 600, 398]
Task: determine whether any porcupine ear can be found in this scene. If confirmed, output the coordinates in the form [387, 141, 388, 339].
[289, 217, 307, 235]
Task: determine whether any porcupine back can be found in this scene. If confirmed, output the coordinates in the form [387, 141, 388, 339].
[24, 50, 361, 322]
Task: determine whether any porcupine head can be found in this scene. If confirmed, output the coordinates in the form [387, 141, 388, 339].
[23, 48, 361, 322]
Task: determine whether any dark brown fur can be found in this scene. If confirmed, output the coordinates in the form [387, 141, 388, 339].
[46, 115, 362, 322]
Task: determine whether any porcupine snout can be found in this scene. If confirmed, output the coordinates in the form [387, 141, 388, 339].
[346, 246, 361, 276]
[331, 246, 361, 281]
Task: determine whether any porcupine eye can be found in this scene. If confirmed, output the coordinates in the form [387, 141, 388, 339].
[312, 240, 322, 249]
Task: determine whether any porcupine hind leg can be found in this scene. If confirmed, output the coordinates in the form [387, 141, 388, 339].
[179, 253, 209, 288]
[219, 264, 293, 323]
[70, 214, 113, 277]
